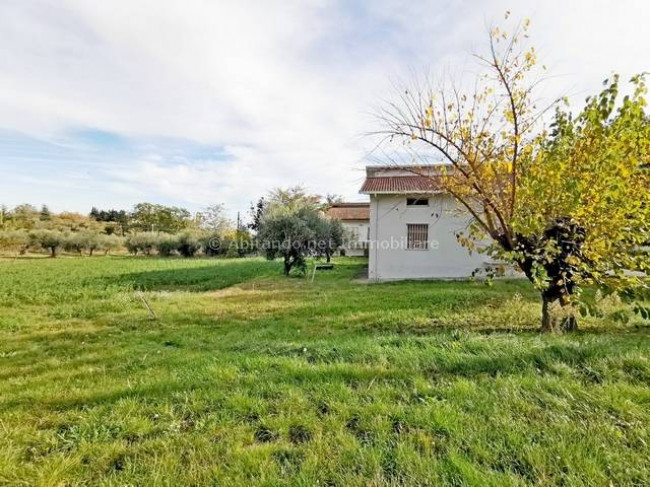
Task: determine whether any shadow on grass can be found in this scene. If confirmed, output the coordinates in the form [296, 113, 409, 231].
[106, 260, 283, 292]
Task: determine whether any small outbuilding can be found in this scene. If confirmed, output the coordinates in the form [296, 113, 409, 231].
[326, 202, 370, 257]
[360, 165, 493, 280]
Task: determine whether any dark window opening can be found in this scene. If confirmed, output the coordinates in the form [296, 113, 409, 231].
[406, 197, 429, 206]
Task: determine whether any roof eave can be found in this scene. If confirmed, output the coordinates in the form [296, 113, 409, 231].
[359, 190, 444, 195]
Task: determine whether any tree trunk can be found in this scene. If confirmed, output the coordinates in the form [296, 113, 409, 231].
[89, 248, 94, 257]
[541, 295, 556, 332]
[511, 217, 586, 333]
[325, 250, 331, 263]
[50, 247, 57, 258]
[540, 294, 578, 333]
[283, 257, 292, 276]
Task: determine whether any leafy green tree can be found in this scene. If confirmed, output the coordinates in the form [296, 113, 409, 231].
[314, 216, 344, 263]
[97, 234, 123, 255]
[125, 233, 158, 255]
[378, 18, 650, 331]
[0, 205, 8, 229]
[130, 203, 191, 233]
[90, 207, 130, 235]
[267, 186, 322, 211]
[63, 232, 85, 255]
[196, 204, 232, 233]
[248, 197, 267, 232]
[52, 212, 95, 232]
[154, 233, 178, 257]
[225, 229, 254, 258]
[39, 205, 52, 221]
[73, 230, 106, 256]
[258, 207, 311, 275]
[29, 229, 65, 257]
[11, 204, 39, 230]
[0, 230, 29, 255]
[201, 232, 224, 256]
[257, 192, 343, 275]
[176, 231, 201, 257]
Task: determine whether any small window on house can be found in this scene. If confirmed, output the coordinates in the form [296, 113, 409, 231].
[407, 224, 429, 250]
[406, 197, 429, 206]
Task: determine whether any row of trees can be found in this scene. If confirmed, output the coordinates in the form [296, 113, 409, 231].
[124, 230, 253, 258]
[1, 204, 102, 233]
[0, 201, 241, 257]
[0, 192, 345, 265]
[0, 227, 259, 259]
[0, 230, 122, 257]
[0, 202, 233, 235]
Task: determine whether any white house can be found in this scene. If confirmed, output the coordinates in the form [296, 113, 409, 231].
[360, 165, 493, 280]
[326, 202, 370, 257]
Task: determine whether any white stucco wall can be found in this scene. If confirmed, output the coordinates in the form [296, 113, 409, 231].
[368, 194, 489, 279]
[340, 221, 369, 257]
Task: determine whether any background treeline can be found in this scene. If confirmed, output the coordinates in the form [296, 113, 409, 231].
[0, 202, 250, 257]
[0, 189, 345, 260]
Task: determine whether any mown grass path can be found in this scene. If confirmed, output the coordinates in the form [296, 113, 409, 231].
[0, 257, 648, 486]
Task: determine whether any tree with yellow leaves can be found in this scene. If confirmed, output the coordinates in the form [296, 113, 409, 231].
[376, 16, 650, 332]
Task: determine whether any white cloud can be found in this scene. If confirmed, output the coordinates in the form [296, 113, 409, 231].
[0, 0, 648, 215]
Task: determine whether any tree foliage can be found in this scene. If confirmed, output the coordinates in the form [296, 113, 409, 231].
[248, 197, 267, 232]
[196, 204, 232, 233]
[256, 188, 343, 275]
[130, 203, 192, 233]
[0, 230, 29, 255]
[377, 16, 650, 331]
[28, 229, 65, 257]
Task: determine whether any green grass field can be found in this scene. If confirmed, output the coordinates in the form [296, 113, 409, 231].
[1, 256, 648, 486]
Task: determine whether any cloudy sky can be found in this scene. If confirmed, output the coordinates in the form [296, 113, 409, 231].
[1, 0, 648, 217]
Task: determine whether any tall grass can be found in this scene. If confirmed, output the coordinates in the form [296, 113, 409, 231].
[0, 257, 648, 485]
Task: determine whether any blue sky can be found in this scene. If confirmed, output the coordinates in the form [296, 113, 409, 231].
[1, 0, 649, 217]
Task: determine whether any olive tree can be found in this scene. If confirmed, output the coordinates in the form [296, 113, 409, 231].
[97, 234, 123, 255]
[125, 233, 157, 255]
[314, 216, 344, 263]
[257, 204, 317, 275]
[155, 233, 178, 257]
[257, 190, 343, 275]
[0, 230, 29, 255]
[29, 229, 65, 257]
[176, 231, 201, 257]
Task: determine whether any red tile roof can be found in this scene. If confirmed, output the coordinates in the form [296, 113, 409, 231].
[360, 175, 442, 194]
[327, 203, 370, 221]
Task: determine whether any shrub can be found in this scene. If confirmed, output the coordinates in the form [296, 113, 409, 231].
[201, 230, 255, 258]
[79, 231, 101, 256]
[201, 232, 225, 256]
[225, 230, 255, 258]
[0, 230, 29, 255]
[125, 233, 158, 255]
[177, 231, 201, 257]
[155, 233, 178, 257]
[63, 232, 85, 255]
[97, 234, 123, 255]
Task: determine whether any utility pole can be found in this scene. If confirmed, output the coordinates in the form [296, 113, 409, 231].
[236, 211, 241, 232]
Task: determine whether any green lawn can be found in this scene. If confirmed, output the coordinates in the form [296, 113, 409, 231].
[0, 257, 648, 486]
